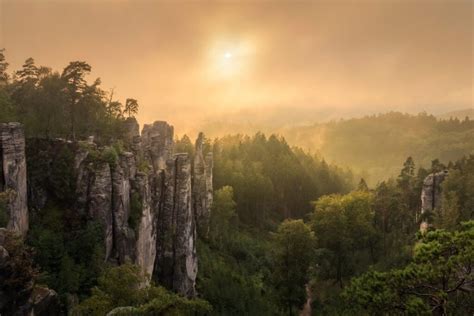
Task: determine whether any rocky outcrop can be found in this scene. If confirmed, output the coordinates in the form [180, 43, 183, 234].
[122, 117, 141, 155]
[192, 133, 213, 237]
[420, 170, 448, 232]
[153, 154, 197, 297]
[19, 119, 212, 297]
[0, 123, 28, 236]
[142, 121, 174, 171]
[111, 153, 136, 264]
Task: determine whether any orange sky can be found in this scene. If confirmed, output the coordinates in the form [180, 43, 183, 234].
[1, 0, 472, 134]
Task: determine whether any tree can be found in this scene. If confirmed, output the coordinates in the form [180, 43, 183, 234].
[106, 88, 123, 119]
[0, 48, 9, 85]
[272, 219, 316, 315]
[72, 264, 211, 316]
[431, 158, 445, 173]
[343, 221, 474, 315]
[175, 134, 194, 156]
[124, 98, 138, 118]
[15, 57, 39, 84]
[0, 230, 40, 315]
[61, 61, 92, 139]
[209, 186, 237, 246]
[311, 191, 377, 288]
[357, 178, 369, 191]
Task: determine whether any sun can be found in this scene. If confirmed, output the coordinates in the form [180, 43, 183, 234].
[205, 39, 256, 80]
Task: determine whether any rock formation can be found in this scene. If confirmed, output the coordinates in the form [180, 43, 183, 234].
[420, 170, 448, 232]
[0, 123, 28, 236]
[153, 153, 197, 297]
[142, 121, 174, 171]
[8, 117, 213, 298]
[192, 132, 213, 237]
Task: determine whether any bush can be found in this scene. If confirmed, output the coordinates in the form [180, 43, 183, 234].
[72, 264, 211, 316]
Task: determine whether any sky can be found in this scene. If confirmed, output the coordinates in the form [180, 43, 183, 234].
[1, 0, 472, 134]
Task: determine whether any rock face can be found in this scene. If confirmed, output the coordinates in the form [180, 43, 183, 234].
[0, 123, 28, 236]
[19, 119, 212, 297]
[134, 171, 156, 278]
[420, 171, 448, 232]
[154, 154, 197, 297]
[192, 132, 213, 237]
[142, 121, 174, 171]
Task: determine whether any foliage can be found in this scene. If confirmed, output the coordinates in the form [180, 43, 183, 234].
[343, 221, 474, 315]
[197, 236, 277, 315]
[0, 51, 135, 141]
[209, 186, 237, 246]
[100, 145, 119, 165]
[129, 191, 143, 233]
[199, 187, 278, 315]
[435, 155, 474, 230]
[48, 144, 77, 201]
[212, 133, 354, 227]
[0, 230, 40, 315]
[311, 191, 377, 288]
[27, 202, 105, 307]
[124, 98, 139, 118]
[271, 219, 315, 315]
[174, 134, 195, 157]
[72, 264, 211, 316]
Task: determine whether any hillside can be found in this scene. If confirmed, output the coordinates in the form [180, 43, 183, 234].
[281, 112, 474, 185]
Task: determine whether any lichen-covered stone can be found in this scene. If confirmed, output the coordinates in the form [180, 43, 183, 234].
[0, 123, 28, 236]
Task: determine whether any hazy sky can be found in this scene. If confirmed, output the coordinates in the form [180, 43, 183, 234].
[1, 0, 472, 133]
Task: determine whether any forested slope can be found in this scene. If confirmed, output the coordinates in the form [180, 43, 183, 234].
[283, 112, 474, 184]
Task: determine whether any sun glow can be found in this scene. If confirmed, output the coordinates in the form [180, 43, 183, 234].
[205, 39, 256, 80]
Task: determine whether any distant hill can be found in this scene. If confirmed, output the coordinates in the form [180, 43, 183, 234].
[437, 108, 474, 120]
[281, 112, 474, 185]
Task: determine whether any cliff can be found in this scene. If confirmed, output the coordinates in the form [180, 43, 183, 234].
[420, 170, 448, 232]
[0, 123, 28, 236]
[0, 119, 213, 298]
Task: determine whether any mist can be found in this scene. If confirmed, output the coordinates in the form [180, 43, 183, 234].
[1, 0, 472, 135]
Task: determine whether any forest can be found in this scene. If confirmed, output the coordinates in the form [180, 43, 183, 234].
[282, 113, 474, 185]
[0, 53, 473, 315]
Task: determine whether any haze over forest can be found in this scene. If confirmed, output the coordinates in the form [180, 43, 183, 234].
[1, 1, 473, 315]
[1, 0, 472, 135]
